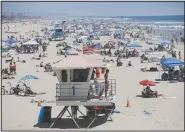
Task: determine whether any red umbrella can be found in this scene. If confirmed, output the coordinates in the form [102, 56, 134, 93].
[139, 80, 156, 86]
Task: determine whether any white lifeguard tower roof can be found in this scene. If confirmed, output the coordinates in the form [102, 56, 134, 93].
[54, 55, 102, 70]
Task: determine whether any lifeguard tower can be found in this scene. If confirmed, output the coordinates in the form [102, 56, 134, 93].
[50, 55, 116, 128]
[49, 23, 64, 41]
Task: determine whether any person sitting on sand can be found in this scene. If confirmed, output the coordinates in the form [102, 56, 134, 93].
[145, 85, 151, 94]
[117, 55, 122, 66]
[39, 54, 42, 59]
[17, 57, 20, 62]
[40, 61, 44, 67]
[127, 61, 132, 67]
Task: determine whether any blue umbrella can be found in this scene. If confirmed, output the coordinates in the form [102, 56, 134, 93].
[161, 58, 184, 66]
[20, 75, 39, 81]
[4, 39, 18, 44]
[127, 43, 142, 48]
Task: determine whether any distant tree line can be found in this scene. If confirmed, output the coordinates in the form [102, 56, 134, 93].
[2, 12, 42, 21]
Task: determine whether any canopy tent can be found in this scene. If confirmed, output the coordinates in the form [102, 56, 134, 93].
[22, 40, 39, 46]
[127, 43, 142, 48]
[161, 58, 184, 67]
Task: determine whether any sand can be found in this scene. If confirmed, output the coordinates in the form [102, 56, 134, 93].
[1, 20, 184, 130]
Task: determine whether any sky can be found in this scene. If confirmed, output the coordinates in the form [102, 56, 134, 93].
[2, 2, 184, 16]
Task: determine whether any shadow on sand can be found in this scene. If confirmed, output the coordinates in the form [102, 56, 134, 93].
[34, 115, 109, 129]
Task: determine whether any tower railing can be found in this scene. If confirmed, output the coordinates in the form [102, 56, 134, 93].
[56, 79, 116, 101]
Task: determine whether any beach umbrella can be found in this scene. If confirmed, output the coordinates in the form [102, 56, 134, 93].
[20, 75, 39, 81]
[161, 58, 184, 66]
[4, 39, 18, 44]
[139, 80, 156, 86]
[127, 43, 142, 48]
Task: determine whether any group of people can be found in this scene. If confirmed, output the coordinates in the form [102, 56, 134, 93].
[171, 50, 181, 60]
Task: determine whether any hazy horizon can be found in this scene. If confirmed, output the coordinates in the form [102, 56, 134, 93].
[2, 2, 184, 17]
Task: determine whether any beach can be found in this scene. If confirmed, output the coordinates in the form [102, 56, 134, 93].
[1, 17, 184, 130]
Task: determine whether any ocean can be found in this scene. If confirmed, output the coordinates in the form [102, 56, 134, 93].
[112, 15, 184, 23]
[98, 15, 184, 41]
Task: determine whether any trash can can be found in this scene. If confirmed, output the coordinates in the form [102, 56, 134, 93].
[38, 106, 52, 123]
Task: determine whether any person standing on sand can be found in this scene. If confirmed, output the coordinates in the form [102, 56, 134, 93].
[104, 69, 109, 97]
[174, 51, 177, 58]
[9, 62, 14, 75]
[178, 51, 181, 60]
[13, 62, 16, 75]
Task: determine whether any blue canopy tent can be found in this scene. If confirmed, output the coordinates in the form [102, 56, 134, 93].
[127, 43, 142, 48]
[4, 39, 18, 44]
[164, 63, 184, 68]
[161, 58, 184, 67]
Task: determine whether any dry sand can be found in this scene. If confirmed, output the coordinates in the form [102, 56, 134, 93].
[1, 21, 184, 130]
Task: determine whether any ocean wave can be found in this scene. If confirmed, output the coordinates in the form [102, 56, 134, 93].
[153, 22, 184, 24]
